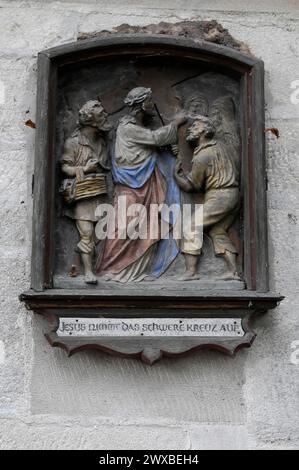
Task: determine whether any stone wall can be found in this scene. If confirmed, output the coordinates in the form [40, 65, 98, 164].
[0, 0, 298, 450]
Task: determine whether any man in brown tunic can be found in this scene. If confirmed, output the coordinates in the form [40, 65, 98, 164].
[60, 100, 111, 284]
[174, 115, 240, 280]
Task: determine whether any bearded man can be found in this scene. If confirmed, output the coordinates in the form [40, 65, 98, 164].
[174, 115, 240, 281]
[60, 100, 111, 284]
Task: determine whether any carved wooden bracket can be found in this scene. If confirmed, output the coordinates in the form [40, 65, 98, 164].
[20, 289, 283, 364]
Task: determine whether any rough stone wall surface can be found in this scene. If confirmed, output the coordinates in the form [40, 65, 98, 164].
[0, 0, 298, 450]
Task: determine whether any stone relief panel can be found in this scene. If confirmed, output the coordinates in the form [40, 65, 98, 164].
[19, 32, 283, 362]
[54, 58, 243, 288]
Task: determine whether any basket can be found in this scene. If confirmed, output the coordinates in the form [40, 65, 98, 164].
[61, 174, 107, 203]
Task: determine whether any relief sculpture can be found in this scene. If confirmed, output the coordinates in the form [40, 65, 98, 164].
[59, 85, 241, 285]
[96, 87, 186, 282]
[174, 114, 240, 280]
[60, 100, 111, 284]
[21, 32, 281, 363]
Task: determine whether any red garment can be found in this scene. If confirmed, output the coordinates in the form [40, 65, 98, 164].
[96, 167, 166, 274]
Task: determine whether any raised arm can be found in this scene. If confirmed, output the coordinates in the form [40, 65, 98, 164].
[126, 122, 177, 148]
[126, 115, 187, 148]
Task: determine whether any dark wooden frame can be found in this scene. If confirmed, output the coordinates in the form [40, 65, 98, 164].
[20, 35, 283, 362]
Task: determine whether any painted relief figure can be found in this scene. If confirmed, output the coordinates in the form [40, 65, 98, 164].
[96, 87, 186, 282]
[174, 115, 240, 281]
[60, 100, 111, 284]
[59, 89, 241, 285]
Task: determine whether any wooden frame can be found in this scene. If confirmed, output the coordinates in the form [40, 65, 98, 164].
[20, 35, 283, 363]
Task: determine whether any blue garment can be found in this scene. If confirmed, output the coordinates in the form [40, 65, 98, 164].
[151, 151, 180, 278]
[111, 151, 180, 278]
[111, 154, 157, 188]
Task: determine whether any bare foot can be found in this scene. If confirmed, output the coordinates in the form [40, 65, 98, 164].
[178, 271, 201, 281]
[84, 272, 98, 284]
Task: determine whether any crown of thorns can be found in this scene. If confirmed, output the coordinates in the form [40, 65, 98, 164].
[124, 87, 152, 106]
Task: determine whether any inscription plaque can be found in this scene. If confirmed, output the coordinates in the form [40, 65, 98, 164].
[57, 318, 245, 338]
